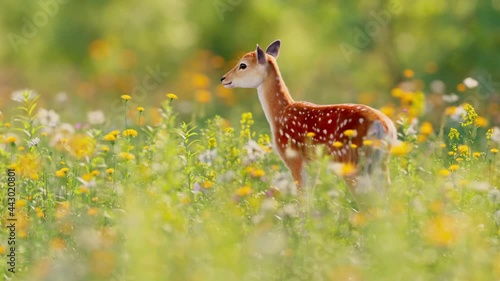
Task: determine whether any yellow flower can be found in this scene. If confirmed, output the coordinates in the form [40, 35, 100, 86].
[449, 164, 459, 172]
[110, 130, 120, 137]
[102, 146, 110, 152]
[438, 169, 451, 177]
[251, 169, 265, 178]
[473, 152, 481, 158]
[236, 186, 252, 197]
[16, 199, 27, 208]
[491, 148, 499, 154]
[440, 143, 446, 148]
[16, 153, 41, 180]
[102, 134, 116, 141]
[121, 94, 132, 101]
[343, 129, 357, 138]
[419, 122, 434, 135]
[166, 93, 178, 100]
[78, 186, 89, 194]
[306, 132, 316, 138]
[457, 145, 469, 155]
[390, 142, 412, 156]
[363, 140, 373, 146]
[456, 83, 466, 92]
[119, 152, 135, 161]
[87, 207, 99, 216]
[122, 129, 138, 138]
[137, 106, 145, 112]
[461, 103, 478, 127]
[391, 88, 403, 98]
[475, 116, 487, 127]
[424, 215, 458, 246]
[60, 138, 68, 144]
[350, 144, 358, 149]
[6, 136, 17, 144]
[333, 141, 343, 148]
[41, 132, 47, 137]
[55, 167, 70, 177]
[448, 128, 460, 140]
[403, 69, 414, 78]
[341, 163, 356, 176]
[203, 181, 213, 189]
[106, 168, 114, 174]
[4, 123, 11, 128]
[195, 90, 212, 104]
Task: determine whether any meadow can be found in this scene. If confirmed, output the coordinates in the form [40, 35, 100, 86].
[0, 73, 499, 281]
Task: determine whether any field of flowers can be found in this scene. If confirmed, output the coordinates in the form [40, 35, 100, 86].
[1, 77, 500, 281]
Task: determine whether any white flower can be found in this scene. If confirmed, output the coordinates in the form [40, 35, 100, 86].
[449, 105, 466, 122]
[243, 140, 267, 163]
[490, 127, 500, 143]
[28, 137, 40, 147]
[11, 89, 37, 102]
[55, 92, 68, 103]
[198, 149, 217, 166]
[442, 93, 459, 103]
[463, 77, 479, 89]
[87, 110, 106, 125]
[273, 173, 296, 197]
[37, 108, 60, 128]
[430, 80, 445, 94]
[487, 189, 500, 205]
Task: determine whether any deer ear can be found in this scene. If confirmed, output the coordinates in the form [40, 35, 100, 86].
[256, 44, 266, 65]
[265, 40, 281, 58]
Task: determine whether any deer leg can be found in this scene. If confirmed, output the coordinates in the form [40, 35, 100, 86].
[282, 156, 304, 192]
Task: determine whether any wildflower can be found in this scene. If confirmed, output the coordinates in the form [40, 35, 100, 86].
[87, 207, 99, 216]
[390, 142, 412, 156]
[78, 186, 89, 194]
[424, 215, 458, 246]
[28, 137, 40, 147]
[461, 103, 478, 127]
[37, 108, 60, 128]
[419, 122, 433, 135]
[491, 148, 499, 154]
[463, 77, 479, 89]
[41, 132, 47, 137]
[403, 69, 414, 78]
[430, 80, 445, 94]
[475, 116, 487, 127]
[121, 95, 132, 101]
[343, 129, 357, 138]
[236, 186, 252, 197]
[439, 169, 451, 177]
[56, 167, 70, 177]
[4, 122, 11, 128]
[50, 238, 66, 250]
[363, 140, 373, 146]
[102, 134, 117, 141]
[440, 143, 446, 148]
[457, 145, 469, 155]
[208, 137, 217, 148]
[60, 137, 68, 144]
[195, 90, 212, 103]
[391, 88, 403, 98]
[87, 110, 106, 125]
[350, 144, 358, 149]
[487, 189, 500, 204]
[16, 153, 40, 180]
[473, 152, 481, 158]
[122, 129, 138, 138]
[102, 146, 110, 152]
[329, 162, 356, 176]
[449, 164, 459, 172]
[306, 132, 316, 138]
[11, 89, 37, 102]
[456, 83, 466, 92]
[251, 169, 265, 178]
[166, 93, 178, 100]
[68, 135, 95, 159]
[203, 181, 213, 189]
[137, 106, 145, 112]
[487, 127, 500, 143]
[16, 200, 27, 208]
[448, 128, 460, 140]
[442, 94, 459, 103]
[243, 140, 266, 163]
[198, 149, 217, 166]
[6, 136, 17, 144]
[333, 141, 343, 148]
[119, 152, 135, 161]
[447, 105, 466, 122]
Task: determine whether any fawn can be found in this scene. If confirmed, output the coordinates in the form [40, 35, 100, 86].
[221, 40, 397, 191]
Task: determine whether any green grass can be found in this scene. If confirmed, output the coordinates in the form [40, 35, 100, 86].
[0, 91, 499, 281]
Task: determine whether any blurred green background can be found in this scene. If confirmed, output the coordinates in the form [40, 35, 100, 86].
[1, 0, 499, 126]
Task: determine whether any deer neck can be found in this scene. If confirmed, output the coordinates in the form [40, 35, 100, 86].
[256, 62, 294, 135]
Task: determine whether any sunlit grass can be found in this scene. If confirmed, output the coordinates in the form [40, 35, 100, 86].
[0, 88, 499, 281]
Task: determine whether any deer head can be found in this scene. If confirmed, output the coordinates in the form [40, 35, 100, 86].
[221, 40, 281, 89]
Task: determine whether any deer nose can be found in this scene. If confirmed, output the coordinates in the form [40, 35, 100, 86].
[220, 76, 226, 82]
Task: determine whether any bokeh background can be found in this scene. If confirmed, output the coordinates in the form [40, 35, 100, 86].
[1, 0, 499, 128]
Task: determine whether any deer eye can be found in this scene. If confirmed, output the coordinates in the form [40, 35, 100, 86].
[239, 63, 247, 70]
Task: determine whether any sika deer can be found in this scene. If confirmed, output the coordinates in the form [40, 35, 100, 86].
[221, 40, 397, 191]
